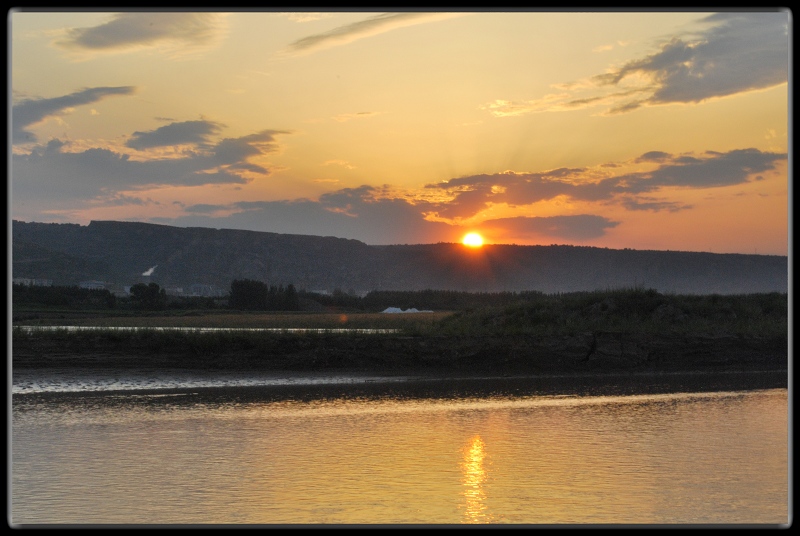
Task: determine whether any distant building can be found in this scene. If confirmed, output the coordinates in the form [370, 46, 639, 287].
[189, 283, 224, 297]
[79, 280, 106, 290]
[381, 307, 434, 314]
[13, 278, 53, 287]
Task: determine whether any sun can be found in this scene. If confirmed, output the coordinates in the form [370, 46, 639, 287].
[462, 232, 484, 248]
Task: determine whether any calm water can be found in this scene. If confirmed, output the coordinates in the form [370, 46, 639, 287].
[11, 382, 789, 526]
[15, 325, 400, 334]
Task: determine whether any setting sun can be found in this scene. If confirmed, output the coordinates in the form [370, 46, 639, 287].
[462, 232, 484, 247]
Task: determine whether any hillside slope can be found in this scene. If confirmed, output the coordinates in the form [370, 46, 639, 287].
[11, 220, 788, 294]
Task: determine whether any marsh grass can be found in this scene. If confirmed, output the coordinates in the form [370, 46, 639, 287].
[12, 324, 392, 358]
[426, 289, 788, 339]
[12, 290, 787, 354]
[11, 311, 451, 356]
[13, 311, 452, 330]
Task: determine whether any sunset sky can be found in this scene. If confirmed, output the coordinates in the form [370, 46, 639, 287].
[9, 9, 790, 254]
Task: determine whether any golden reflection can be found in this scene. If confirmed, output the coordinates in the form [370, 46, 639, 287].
[461, 435, 489, 523]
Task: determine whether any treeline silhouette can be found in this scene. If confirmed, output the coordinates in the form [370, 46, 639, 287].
[229, 279, 301, 311]
[15, 281, 788, 328]
[12, 283, 117, 309]
[303, 288, 547, 311]
[12, 283, 216, 311]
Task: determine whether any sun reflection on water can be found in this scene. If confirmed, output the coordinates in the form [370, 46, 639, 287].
[462, 435, 490, 523]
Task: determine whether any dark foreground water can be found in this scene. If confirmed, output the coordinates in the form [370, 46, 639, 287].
[10, 373, 789, 526]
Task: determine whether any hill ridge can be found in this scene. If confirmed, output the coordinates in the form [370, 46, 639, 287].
[11, 220, 788, 295]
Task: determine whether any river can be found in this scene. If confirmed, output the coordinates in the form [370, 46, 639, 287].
[10, 374, 789, 526]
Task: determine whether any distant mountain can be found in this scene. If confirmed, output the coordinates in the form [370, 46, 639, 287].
[11, 220, 788, 295]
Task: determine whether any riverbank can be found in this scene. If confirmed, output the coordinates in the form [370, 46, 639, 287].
[13, 328, 787, 371]
[12, 288, 788, 397]
[12, 329, 787, 400]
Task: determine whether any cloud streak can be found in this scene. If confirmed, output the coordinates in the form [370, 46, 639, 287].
[484, 11, 789, 116]
[277, 12, 334, 23]
[483, 215, 620, 241]
[12, 86, 136, 144]
[282, 12, 465, 56]
[332, 111, 382, 122]
[55, 12, 228, 57]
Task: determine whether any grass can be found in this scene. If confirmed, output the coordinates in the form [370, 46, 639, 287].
[419, 288, 788, 339]
[12, 289, 788, 354]
[12, 311, 453, 330]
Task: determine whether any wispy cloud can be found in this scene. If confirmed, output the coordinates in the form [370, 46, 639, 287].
[484, 12, 789, 116]
[54, 12, 229, 58]
[281, 12, 466, 56]
[277, 12, 335, 23]
[483, 215, 620, 241]
[332, 111, 382, 122]
[323, 159, 356, 169]
[12, 86, 136, 144]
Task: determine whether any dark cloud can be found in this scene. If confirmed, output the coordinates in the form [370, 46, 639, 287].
[635, 151, 672, 163]
[431, 185, 494, 219]
[103, 194, 159, 207]
[427, 168, 584, 190]
[184, 203, 226, 214]
[12, 129, 290, 209]
[425, 148, 786, 219]
[157, 186, 623, 245]
[56, 12, 226, 52]
[429, 169, 612, 215]
[12, 86, 136, 144]
[640, 148, 785, 188]
[127, 120, 224, 150]
[619, 197, 692, 213]
[596, 12, 788, 108]
[162, 186, 455, 245]
[483, 215, 620, 241]
[213, 131, 284, 165]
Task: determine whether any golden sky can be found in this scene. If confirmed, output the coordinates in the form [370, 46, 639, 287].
[9, 9, 790, 254]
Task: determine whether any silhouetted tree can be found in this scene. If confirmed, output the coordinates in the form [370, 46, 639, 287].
[284, 283, 299, 311]
[129, 282, 167, 310]
[229, 279, 269, 310]
[229, 279, 301, 311]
